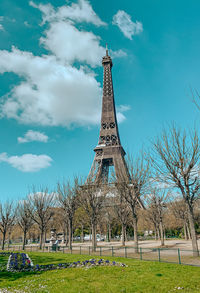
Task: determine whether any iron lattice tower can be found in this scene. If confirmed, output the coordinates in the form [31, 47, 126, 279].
[88, 47, 129, 183]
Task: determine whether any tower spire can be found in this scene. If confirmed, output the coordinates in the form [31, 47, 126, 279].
[87, 50, 129, 183]
[106, 43, 108, 56]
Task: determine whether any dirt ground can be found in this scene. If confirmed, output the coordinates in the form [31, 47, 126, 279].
[72, 238, 199, 250]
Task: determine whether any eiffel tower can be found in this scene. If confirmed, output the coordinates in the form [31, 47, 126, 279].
[88, 46, 129, 183]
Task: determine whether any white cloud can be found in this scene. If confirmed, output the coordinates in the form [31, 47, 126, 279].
[117, 104, 131, 112]
[40, 21, 105, 67]
[112, 10, 143, 40]
[29, 0, 106, 26]
[0, 152, 52, 172]
[0, 47, 101, 127]
[18, 130, 48, 143]
[0, 2, 128, 128]
[116, 104, 131, 123]
[0, 47, 127, 126]
[110, 49, 127, 58]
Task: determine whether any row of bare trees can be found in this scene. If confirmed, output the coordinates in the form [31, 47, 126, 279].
[0, 125, 200, 256]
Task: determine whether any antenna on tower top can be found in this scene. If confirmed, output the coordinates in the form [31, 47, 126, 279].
[106, 43, 108, 56]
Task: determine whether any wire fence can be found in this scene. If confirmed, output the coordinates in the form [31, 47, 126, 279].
[3, 244, 200, 267]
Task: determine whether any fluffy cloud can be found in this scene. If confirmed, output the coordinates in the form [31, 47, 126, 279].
[112, 10, 143, 40]
[18, 130, 48, 143]
[40, 21, 105, 67]
[110, 49, 127, 58]
[0, 47, 101, 126]
[0, 2, 128, 127]
[0, 152, 52, 172]
[116, 104, 131, 123]
[29, 0, 106, 26]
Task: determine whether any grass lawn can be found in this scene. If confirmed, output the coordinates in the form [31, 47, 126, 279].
[0, 252, 200, 292]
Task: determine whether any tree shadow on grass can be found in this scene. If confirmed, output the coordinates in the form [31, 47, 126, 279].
[30, 255, 68, 265]
[0, 270, 42, 283]
[29, 254, 90, 265]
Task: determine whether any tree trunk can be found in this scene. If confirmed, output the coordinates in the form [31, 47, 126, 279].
[8, 231, 11, 249]
[186, 203, 199, 256]
[2, 231, 6, 250]
[157, 226, 161, 240]
[164, 228, 166, 240]
[132, 215, 138, 253]
[106, 223, 112, 242]
[125, 226, 128, 242]
[106, 223, 109, 242]
[81, 224, 84, 243]
[44, 230, 47, 243]
[40, 230, 44, 250]
[160, 221, 164, 246]
[186, 222, 191, 240]
[121, 224, 125, 246]
[108, 223, 111, 242]
[183, 222, 188, 240]
[65, 224, 69, 246]
[99, 225, 103, 238]
[63, 230, 65, 243]
[89, 227, 92, 242]
[68, 218, 73, 250]
[91, 221, 97, 251]
[154, 224, 157, 240]
[22, 230, 27, 250]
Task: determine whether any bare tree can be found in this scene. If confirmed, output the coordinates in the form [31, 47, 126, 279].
[116, 154, 150, 252]
[103, 205, 115, 242]
[78, 181, 107, 251]
[17, 199, 33, 250]
[0, 201, 15, 250]
[74, 207, 90, 243]
[57, 179, 78, 249]
[145, 201, 160, 240]
[57, 209, 69, 245]
[170, 199, 191, 240]
[151, 126, 200, 256]
[28, 188, 55, 249]
[114, 194, 131, 246]
[147, 189, 169, 246]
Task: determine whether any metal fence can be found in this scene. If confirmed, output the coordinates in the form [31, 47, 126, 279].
[3, 245, 200, 267]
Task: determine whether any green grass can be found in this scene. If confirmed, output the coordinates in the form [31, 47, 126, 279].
[0, 254, 9, 271]
[0, 252, 200, 292]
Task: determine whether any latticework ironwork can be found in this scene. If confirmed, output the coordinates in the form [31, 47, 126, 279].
[88, 47, 129, 183]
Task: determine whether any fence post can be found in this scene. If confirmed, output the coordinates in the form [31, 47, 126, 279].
[125, 247, 127, 258]
[89, 246, 91, 255]
[100, 247, 102, 256]
[178, 248, 181, 264]
[112, 246, 114, 257]
[140, 247, 142, 260]
[158, 248, 161, 262]
[71, 246, 72, 254]
[80, 246, 82, 255]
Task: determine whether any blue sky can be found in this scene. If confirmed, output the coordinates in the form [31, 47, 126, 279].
[0, 0, 200, 201]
